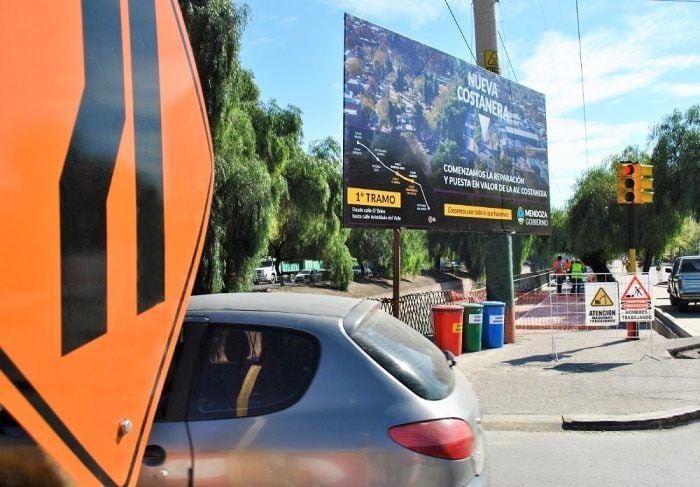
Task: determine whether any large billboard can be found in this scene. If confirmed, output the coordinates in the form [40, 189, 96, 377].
[343, 14, 551, 235]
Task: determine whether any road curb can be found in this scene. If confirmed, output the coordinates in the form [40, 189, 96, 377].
[655, 308, 692, 338]
[562, 406, 700, 431]
[482, 414, 563, 432]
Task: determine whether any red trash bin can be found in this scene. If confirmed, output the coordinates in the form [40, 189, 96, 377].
[432, 305, 464, 356]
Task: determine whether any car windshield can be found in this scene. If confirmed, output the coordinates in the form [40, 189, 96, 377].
[680, 258, 700, 273]
[346, 310, 454, 400]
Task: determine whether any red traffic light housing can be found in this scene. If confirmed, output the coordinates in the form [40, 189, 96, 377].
[617, 161, 653, 204]
[617, 162, 636, 204]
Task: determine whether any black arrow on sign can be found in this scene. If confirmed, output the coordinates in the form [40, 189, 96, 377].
[60, 0, 165, 356]
[59, 0, 125, 356]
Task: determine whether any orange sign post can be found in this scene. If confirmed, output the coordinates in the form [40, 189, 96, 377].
[0, 1, 212, 485]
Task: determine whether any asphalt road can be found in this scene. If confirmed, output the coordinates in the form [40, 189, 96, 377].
[485, 423, 700, 486]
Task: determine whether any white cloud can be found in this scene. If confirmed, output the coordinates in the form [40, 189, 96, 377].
[519, 9, 700, 119]
[320, 0, 450, 26]
[547, 116, 651, 208]
[655, 82, 700, 98]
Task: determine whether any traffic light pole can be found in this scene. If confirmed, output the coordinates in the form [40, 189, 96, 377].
[627, 203, 636, 273]
[626, 203, 639, 339]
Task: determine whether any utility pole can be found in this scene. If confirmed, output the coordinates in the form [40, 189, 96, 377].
[473, 0, 515, 343]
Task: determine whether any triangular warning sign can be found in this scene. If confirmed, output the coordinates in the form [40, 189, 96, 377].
[591, 287, 614, 306]
[621, 275, 651, 301]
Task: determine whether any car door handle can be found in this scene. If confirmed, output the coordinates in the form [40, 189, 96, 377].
[143, 444, 167, 467]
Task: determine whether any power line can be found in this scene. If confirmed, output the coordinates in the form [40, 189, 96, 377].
[535, 0, 573, 206]
[575, 0, 590, 168]
[493, 2, 518, 82]
[443, 0, 476, 62]
[497, 29, 518, 82]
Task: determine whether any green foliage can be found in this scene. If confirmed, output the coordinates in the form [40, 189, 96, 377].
[512, 234, 533, 274]
[529, 208, 567, 271]
[666, 218, 700, 256]
[269, 138, 352, 289]
[650, 105, 700, 220]
[347, 228, 393, 271]
[565, 165, 624, 273]
[181, 0, 302, 293]
[400, 231, 430, 276]
[458, 233, 486, 281]
[325, 233, 354, 291]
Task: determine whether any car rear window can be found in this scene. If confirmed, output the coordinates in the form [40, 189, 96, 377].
[346, 310, 454, 400]
[680, 258, 700, 273]
[189, 325, 320, 420]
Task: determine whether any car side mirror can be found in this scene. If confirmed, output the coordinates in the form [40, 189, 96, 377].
[442, 350, 457, 367]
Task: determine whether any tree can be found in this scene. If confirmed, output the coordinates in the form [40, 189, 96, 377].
[269, 138, 353, 290]
[650, 105, 700, 220]
[529, 208, 568, 271]
[180, 0, 303, 292]
[566, 165, 626, 277]
[457, 233, 486, 281]
[347, 228, 393, 274]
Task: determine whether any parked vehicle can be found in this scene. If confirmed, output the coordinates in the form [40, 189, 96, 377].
[293, 268, 320, 284]
[138, 293, 487, 485]
[352, 262, 373, 278]
[666, 255, 700, 311]
[254, 258, 325, 284]
[253, 257, 277, 284]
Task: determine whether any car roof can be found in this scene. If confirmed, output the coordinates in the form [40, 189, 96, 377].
[187, 292, 369, 319]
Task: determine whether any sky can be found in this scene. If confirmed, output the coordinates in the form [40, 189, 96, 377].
[239, 0, 700, 210]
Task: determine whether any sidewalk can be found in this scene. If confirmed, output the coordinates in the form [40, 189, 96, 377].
[457, 330, 700, 431]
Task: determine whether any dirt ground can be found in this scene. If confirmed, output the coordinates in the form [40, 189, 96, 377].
[270, 269, 475, 299]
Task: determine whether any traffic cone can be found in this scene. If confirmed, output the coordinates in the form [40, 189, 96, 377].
[625, 321, 639, 340]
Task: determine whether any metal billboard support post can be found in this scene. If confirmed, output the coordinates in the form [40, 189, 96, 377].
[474, 0, 515, 344]
[392, 228, 401, 319]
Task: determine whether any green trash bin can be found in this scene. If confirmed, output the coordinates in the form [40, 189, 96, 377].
[459, 303, 483, 352]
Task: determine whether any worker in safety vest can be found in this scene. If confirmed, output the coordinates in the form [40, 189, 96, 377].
[552, 255, 565, 293]
[570, 259, 584, 294]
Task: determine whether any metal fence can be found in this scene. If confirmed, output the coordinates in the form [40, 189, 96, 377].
[373, 270, 659, 362]
[372, 271, 550, 337]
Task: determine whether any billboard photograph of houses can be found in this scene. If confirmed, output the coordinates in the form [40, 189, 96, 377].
[343, 14, 551, 235]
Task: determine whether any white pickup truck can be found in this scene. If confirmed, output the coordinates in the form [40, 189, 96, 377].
[667, 255, 700, 312]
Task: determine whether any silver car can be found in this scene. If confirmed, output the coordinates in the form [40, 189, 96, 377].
[139, 293, 487, 486]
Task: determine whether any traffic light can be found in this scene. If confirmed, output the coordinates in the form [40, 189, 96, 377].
[616, 162, 654, 204]
[638, 164, 653, 203]
[617, 162, 636, 204]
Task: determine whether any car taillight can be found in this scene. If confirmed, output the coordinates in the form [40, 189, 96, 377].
[388, 418, 473, 460]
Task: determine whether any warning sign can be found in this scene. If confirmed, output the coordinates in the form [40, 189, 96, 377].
[585, 282, 619, 325]
[484, 50, 500, 74]
[619, 274, 653, 322]
[591, 287, 614, 307]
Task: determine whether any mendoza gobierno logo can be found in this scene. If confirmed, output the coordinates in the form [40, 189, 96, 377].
[517, 207, 525, 225]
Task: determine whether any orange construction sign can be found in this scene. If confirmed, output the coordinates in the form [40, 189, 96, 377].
[0, 1, 212, 485]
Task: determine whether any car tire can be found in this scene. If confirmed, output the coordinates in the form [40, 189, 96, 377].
[670, 294, 680, 307]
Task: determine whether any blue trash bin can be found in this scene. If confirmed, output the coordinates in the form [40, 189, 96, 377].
[481, 301, 505, 349]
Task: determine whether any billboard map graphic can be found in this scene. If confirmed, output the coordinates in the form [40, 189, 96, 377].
[343, 14, 551, 234]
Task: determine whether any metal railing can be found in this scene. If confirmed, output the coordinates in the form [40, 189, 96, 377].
[372, 271, 549, 337]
